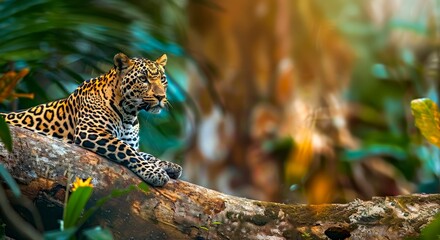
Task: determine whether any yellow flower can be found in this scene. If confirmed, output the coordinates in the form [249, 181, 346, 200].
[71, 177, 93, 192]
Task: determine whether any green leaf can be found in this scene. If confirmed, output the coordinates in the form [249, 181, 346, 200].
[63, 187, 93, 229]
[82, 226, 113, 240]
[343, 144, 407, 161]
[44, 228, 77, 240]
[0, 164, 20, 197]
[137, 182, 149, 193]
[411, 98, 440, 148]
[420, 214, 440, 240]
[80, 184, 140, 226]
[0, 117, 12, 152]
[199, 226, 209, 231]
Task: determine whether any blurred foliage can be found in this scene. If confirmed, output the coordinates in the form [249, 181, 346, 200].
[318, 1, 440, 195]
[411, 98, 440, 192]
[0, 164, 21, 198]
[284, 127, 313, 185]
[0, 220, 4, 240]
[420, 213, 440, 240]
[0, 118, 12, 152]
[0, 68, 32, 102]
[412, 98, 440, 239]
[0, 0, 191, 159]
[0, 68, 32, 152]
[81, 227, 113, 240]
[412, 98, 440, 148]
[44, 228, 77, 240]
[185, 0, 440, 202]
[0, 164, 44, 239]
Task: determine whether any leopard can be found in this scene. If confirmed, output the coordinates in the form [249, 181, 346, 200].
[0, 53, 182, 186]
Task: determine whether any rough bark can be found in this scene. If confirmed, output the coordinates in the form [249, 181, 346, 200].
[0, 126, 439, 240]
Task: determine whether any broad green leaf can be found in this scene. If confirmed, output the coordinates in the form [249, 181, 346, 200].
[420, 214, 440, 240]
[82, 226, 113, 240]
[411, 98, 440, 148]
[63, 186, 93, 229]
[0, 164, 20, 197]
[0, 117, 12, 152]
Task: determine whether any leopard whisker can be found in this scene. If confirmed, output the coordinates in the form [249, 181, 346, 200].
[165, 100, 173, 110]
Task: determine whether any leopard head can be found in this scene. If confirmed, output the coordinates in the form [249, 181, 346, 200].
[114, 53, 168, 114]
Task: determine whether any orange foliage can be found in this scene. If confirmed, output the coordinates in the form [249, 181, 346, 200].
[0, 68, 33, 102]
[307, 171, 334, 204]
[285, 126, 314, 185]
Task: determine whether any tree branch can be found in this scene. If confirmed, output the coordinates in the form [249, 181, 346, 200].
[0, 126, 439, 239]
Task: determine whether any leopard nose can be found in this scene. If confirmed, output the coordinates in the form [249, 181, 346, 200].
[154, 95, 165, 101]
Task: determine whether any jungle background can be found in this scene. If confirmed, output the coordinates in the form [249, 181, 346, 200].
[0, 0, 439, 204]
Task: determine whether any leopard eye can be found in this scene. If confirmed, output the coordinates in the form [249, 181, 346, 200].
[138, 74, 149, 82]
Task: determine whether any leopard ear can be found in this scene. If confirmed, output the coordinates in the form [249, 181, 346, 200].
[156, 54, 167, 67]
[113, 53, 132, 71]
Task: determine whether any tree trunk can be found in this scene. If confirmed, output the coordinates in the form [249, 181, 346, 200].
[0, 126, 439, 240]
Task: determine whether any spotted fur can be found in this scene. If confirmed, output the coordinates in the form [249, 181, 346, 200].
[1, 53, 182, 186]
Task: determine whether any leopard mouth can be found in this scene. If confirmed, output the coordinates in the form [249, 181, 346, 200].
[148, 106, 162, 114]
[140, 102, 163, 114]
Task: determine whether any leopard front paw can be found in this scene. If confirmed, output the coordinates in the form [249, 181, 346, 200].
[136, 164, 170, 187]
[139, 152, 182, 180]
[158, 161, 182, 179]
